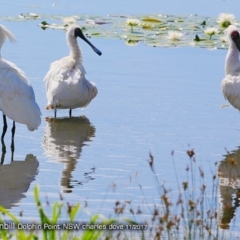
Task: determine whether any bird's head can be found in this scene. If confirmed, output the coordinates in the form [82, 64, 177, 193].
[225, 25, 240, 51]
[67, 24, 102, 56]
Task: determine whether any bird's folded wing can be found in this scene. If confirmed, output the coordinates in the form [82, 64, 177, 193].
[0, 60, 35, 100]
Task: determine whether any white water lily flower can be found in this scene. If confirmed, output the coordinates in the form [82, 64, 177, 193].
[204, 27, 218, 35]
[217, 13, 236, 28]
[126, 18, 140, 32]
[29, 13, 39, 18]
[167, 31, 184, 41]
[63, 17, 77, 24]
[204, 27, 218, 39]
[126, 18, 140, 27]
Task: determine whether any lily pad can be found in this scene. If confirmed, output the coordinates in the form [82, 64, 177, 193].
[142, 17, 161, 23]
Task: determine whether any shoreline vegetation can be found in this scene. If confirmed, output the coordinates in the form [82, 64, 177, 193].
[0, 150, 239, 240]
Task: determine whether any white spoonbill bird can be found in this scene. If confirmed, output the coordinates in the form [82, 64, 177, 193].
[44, 24, 102, 117]
[0, 25, 41, 140]
[221, 25, 240, 111]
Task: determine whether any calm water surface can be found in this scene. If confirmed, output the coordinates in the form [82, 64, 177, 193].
[0, 0, 240, 231]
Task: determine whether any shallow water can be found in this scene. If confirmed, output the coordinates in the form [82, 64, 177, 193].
[0, 0, 240, 233]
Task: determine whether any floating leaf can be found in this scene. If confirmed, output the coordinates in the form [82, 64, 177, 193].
[95, 21, 111, 25]
[142, 17, 161, 23]
[141, 23, 154, 29]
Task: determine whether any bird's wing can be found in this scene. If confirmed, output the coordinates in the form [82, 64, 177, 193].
[0, 60, 35, 99]
[221, 74, 240, 110]
[0, 60, 41, 130]
[44, 57, 86, 102]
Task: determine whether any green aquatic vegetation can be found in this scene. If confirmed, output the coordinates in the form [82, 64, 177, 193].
[0, 12, 237, 49]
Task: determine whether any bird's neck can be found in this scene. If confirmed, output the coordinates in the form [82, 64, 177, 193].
[0, 37, 6, 59]
[68, 37, 82, 62]
[225, 43, 240, 75]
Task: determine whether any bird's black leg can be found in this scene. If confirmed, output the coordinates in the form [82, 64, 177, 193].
[1, 139, 6, 164]
[69, 109, 72, 117]
[1, 114, 7, 140]
[10, 121, 15, 161]
[54, 109, 57, 118]
[10, 138, 14, 162]
[11, 121, 16, 139]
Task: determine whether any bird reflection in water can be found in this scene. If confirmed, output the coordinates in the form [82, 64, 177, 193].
[218, 147, 240, 229]
[1, 137, 15, 163]
[43, 116, 96, 193]
[0, 153, 39, 209]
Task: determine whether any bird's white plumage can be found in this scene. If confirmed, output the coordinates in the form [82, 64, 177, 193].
[44, 24, 98, 111]
[221, 25, 240, 111]
[221, 75, 240, 110]
[0, 24, 41, 131]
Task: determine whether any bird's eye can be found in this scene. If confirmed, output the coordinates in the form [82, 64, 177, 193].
[231, 31, 240, 40]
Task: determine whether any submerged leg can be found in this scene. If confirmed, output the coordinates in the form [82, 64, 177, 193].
[10, 138, 14, 161]
[54, 109, 57, 118]
[1, 115, 7, 140]
[1, 139, 6, 164]
[69, 109, 72, 117]
[11, 121, 16, 139]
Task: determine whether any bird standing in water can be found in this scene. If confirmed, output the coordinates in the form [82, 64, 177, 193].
[221, 25, 240, 111]
[44, 24, 102, 117]
[0, 24, 41, 142]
